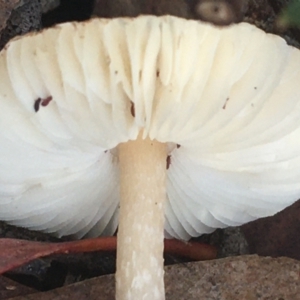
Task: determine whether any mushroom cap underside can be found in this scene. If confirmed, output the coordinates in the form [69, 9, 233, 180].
[0, 16, 300, 240]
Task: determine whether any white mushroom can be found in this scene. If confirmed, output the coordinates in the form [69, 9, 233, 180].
[1, 15, 300, 300]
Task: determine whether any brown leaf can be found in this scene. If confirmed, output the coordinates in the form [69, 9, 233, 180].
[0, 237, 216, 275]
[0, 237, 116, 275]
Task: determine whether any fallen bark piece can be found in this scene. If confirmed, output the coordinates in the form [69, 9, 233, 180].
[242, 199, 300, 260]
[0, 237, 216, 275]
[6, 255, 300, 300]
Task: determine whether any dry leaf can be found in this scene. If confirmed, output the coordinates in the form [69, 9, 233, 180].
[0, 237, 216, 275]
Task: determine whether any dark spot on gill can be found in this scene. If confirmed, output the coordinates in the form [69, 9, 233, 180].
[156, 70, 160, 77]
[176, 144, 181, 149]
[34, 96, 53, 112]
[166, 155, 171, 170]
[41, 96, 53, 107]
[222, 97, 229, 110]
[254, 86, 257, 90]
[34, 98, 42, 112]
[130, 101, 135, 117]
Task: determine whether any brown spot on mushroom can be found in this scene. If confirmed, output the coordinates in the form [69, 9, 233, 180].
[254, 86, 257, 90]
[115, 70, 118, 75]
[41, 96, 53, 107]
[156, 70, 160, 77]
[222, 97, 229, 109]
[34, 98, 42, 112]
[176, 144, 181, 149]
[130, 101, 135, 117]
[166, 155, 171, 170]
[34, 96, 53, 112]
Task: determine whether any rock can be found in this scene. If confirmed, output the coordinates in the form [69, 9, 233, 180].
[165, 255, 300, 299]
[195, 227, 250, 258]
[0, 0, 42, 49]
[0, 0, 60, 49]
[0, 0, 21, 31]
[7, 255, 300, 300]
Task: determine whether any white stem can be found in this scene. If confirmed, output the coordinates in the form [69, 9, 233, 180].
[116, 133, 167, 300]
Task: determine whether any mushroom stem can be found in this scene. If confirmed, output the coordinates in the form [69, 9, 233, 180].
[116, 133, 167, 300]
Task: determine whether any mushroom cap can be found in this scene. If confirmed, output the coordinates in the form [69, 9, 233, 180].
[0, 16, 300, 239]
